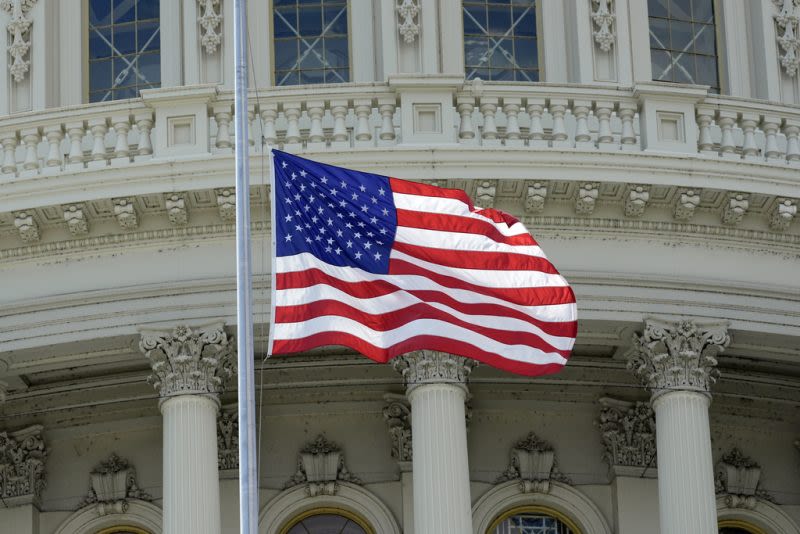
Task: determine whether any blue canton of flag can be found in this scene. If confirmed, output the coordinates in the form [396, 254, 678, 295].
[273, 150, 397, 274]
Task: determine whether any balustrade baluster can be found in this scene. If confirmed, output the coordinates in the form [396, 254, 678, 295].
[619, 103, 637, 151]
[378, 98, 396, 142]
[740, 114, 759, 161]
[111, 115, 131, 162]
[457, 97, 476, 142]
[595, 102, 616, 150]
[260, 104, 278, 146]
[1, 133, 18, 174]
[573, 100, 593, 149]
[354, 100, 373, 144]
[717, 111, 738, 159]
[21, 128, 41, 172]
[87, 118, 108, 167]
[549, 99, 569, 148]
[785, 121, 800, 163]
[480, 97, 499, 146]
[307, 101, 326, 149]
[696, 107, 715, 155]
[65, 121, 86, 166]
[330, 101, 349, 149]
[503, 98, 522, 147]
[44, 126, 64, 168]
[762, 117, 783, 162]
[213, 105, 233, 150]
[283, 102, 302, 150]
[134, 113, 153, 156]
[526, 99, 547, 148]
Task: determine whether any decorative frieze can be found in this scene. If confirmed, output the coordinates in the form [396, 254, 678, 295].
[396, 0, 420, 44]
[285, 435, 361, 497]
[722, 193, 749, 226]
[217, 408, 238, 471]
[383, 394, 412, 463]
[525, 181, 547, 213]
[139, 323, 234, 398]
[575, 182, 599, 215]
[624, 185, 650, 218]
[475, 180, 497, 209]
[715, 448, 772, 509]
[674, 189, 701, 220]
[769, 198, 797, 231]
[598, 397, 656, 472]
[165, 193, 189, 226]
[113, 197, 139, 230]
[1, 0, 36, 83]
[591, 0, 616, 52]
[63, 204, 89, 236]
[774, 0, 800, 77]
[13, 210, 39, 243]
[198, 0, 222, 55]
[628, 319, 729, 396]
[495, 432, 570, 493]
[0, 424, 47, 505]
[78, 453, 151, 515]
[391, 350, 477, 389]
[216, 188, 236, 222]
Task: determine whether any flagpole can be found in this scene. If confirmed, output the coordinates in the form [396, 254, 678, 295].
[233, 0, 258, 533]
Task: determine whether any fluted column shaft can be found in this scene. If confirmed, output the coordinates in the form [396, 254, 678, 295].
[653, 390, 716, 534]
[161, 394, 221, 534]
[408, 382, 472, 534]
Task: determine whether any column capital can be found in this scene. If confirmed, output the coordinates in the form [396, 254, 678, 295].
[391, 350, 477, 391]
[0, 424, 48, 506]
[628, 318, 729, 397]
[139, 323, 234, 399]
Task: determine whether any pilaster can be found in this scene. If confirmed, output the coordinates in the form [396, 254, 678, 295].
[539, 0, 568, 82]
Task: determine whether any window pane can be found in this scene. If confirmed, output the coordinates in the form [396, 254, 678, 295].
[492, 512, 575, 534]
[693, 23, 715, 55]
[286, 513, 369, 534]
[89, 0, 161, 101]
[691, 0, 713, 23]
[648, 0, 668, 18]
[649, 18, 669, 49]
[463, 0, 538, 81]
[651, 49, 672, 81]
[298, 7, 323, 37]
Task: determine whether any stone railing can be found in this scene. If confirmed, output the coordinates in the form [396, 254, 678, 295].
[1, 80, 800, 185]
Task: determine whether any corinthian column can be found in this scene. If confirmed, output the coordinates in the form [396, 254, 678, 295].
[140, 324, 234, 534]
[628, 319, 729, 534]
[392, 351, 477, 534]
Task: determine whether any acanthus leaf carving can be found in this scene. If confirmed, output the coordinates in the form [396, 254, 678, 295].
[591, 0, 616, 52]
[285, 435, 361, 496]
[598, 397, 656, 470]
[0, 424, 47, 505]
[139, 323, 234, 398]
[217, 407, 239, 471]
[396, 0, 420, 44]
[627, 319, 729, 396]
[113, 197, 139, 230]
[674, 189, 701, 220]
[494, 432, 570, 493]
[216, 188, 236, 222]
[63, 204, 90, 236]
[769, 197, 797, 231]
[474, 180, 497, 209]
[13, 210, 39, 243]
[624, 185, 650, 218]
[1, 0, 36, 83]
[774, 0, 800, 77]
[198, 0, 222, 55]
[524, 181, 547, 214]
[165, 193, 189, 226]
[383, 394, 412, 463]
[78, 453, 151, 514]
[722, 192, 749, 226]
[575, 182, 599, 215]
[391, 350, 478, 388]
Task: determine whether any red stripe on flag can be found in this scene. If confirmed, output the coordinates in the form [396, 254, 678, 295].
[390, 177, 474, 206]
[396, 210, 538, 247]
[272, 331, 567, 377]
[275, 301, 572, 357]
[277, 269, 577, 337]
[393, 242, 557, 273]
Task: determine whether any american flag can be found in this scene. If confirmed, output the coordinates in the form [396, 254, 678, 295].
[268, 150, 577, 376]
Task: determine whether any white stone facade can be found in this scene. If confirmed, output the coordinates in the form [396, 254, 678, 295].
[0, 1, 799, 534]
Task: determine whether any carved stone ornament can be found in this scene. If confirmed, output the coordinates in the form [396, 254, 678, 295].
[628, 319, 729, 396]
[1, 0, 36, 83]
[475, 180, 497, 209]
[598, 397, 656, 471]
[217, 408, 238, 471]
[0, 424, 47, 506]
[285, 435, 362, 497]
[391, 350, 478, 389]
[13, 210, 39, 243]
[769, 198, 797, 231]
[165, 193, 189, 226]
[591, 0, 616, 52]
[624, 185, 650, 218]
[383, 394, 412, 463]
[575, 182, 599, 215]
[113, 197, 138, 230]
[78, 453, 151, 515]
[63, 204, 89, 236]
[525, 181, 547, 213]
[722, 192, 749, 226]
[198, 0, 222, 55]
[139, 323, 234, 398]
[396, 0, 420, 44]
[774, 0, 800, 77]
[674, 189, 701, 220]
[715, 448, 773, 509]
[495, 432, 570, 493]
[216, 188, 236, 222]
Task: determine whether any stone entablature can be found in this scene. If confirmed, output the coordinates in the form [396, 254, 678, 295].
[0, 424, 47, 506]
[598, 397, 656, 474]
[139, 323, 234, 399]
[628, 319, 730, 397]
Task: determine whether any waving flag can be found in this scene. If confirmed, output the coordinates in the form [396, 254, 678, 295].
[268, 150, 577, 376]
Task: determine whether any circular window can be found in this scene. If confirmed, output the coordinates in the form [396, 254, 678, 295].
[281, 508, 373, 534]
[488, 506, 581, 534]
[718, 520, 767, 534]
[95, 528, 151, 534]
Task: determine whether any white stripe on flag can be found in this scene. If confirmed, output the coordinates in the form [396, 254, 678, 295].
[393, 193, 530, 236]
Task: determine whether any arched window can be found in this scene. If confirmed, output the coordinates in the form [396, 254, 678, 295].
[95, 528, 152, 534]
[718, 520, 767, 534]
[280, 509, 373, 534]
[488, 506, 581, 534]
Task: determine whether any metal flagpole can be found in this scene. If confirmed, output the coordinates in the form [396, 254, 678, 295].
[233, 0, 258, 533]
